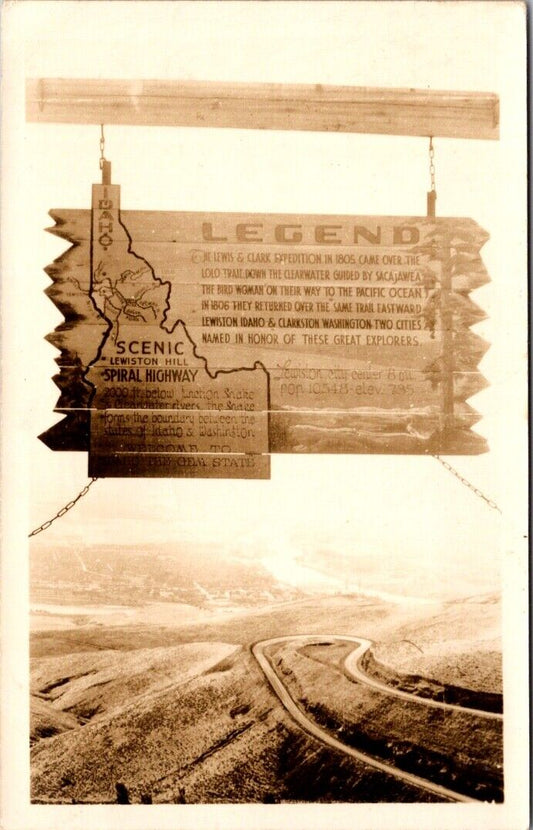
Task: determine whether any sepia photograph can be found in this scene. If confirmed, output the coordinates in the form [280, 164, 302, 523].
[1, 2, 528, 829]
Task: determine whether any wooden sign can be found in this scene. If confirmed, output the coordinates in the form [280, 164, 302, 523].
[42, 184, 490, 478]
[26, 78, 500, 141]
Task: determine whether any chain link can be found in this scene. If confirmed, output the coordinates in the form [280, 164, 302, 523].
[29, 478, 99, 537]
[433, 455, 501, 513]
[99, 124, 106, 171]
[425, 136, 497, 514]
[429, 136, 436, 193]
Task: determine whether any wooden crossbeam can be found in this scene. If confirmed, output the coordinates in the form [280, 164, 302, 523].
[26, 78, 499, 140]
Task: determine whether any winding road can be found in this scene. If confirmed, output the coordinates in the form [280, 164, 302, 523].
[252, 634, 501, 803]
[342, 637, 502, 720]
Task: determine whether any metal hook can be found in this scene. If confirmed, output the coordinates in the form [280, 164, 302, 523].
[427, 136, 436, 217]
[99, 124, 111, 185]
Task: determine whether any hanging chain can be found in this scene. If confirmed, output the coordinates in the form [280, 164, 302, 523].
[433, 456, 501, 513]
[30, 127, 103, 538]
[99, 124, 106, 170]
[29, 478, 99, 537]
[429, 136, 436, 193]
[425, 136, 499, 514]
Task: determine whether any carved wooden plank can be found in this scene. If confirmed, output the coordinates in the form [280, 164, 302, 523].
[27, 79, 499, 139]
[40, 200, 490, 461]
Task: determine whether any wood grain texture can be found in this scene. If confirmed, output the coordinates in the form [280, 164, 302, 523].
[40, 207, 490, 456]
[26, 79, 499, 140]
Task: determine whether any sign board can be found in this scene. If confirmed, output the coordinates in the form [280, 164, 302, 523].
[42, 184, 489, 477]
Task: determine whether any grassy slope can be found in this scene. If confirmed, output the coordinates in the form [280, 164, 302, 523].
[273, 641, 503, 801]
[371, 594, 502, 693]
[31, 647, 436, 804]
[30, 593, 501, 804]
[30, 697, 79, 743]
[32, 642, 238, 724]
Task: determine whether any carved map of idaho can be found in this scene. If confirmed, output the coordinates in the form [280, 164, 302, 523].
[85, 183, 270, 478]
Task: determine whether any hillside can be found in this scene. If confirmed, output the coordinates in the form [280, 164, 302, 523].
[31, 642, 436, 804]
[31, 642, 239, 738]
[269, 637, 502, 801]
[371, 593, 502, 693]
[30, 592, 502, 804]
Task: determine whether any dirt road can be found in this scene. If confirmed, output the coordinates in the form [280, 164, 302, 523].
[252, 634, 495, 803]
